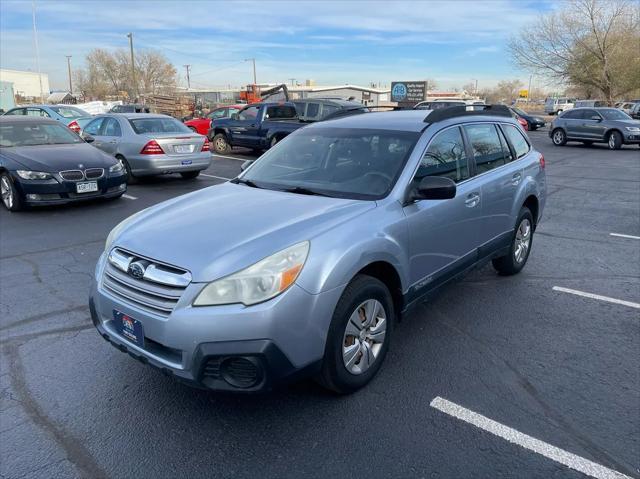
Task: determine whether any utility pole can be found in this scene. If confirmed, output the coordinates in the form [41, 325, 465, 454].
[31, 0, 44, 102]
[245, 58, 257, 84]
[288, 78, 296, 86]
[184, 65, 191, 89]
[126, 33, 137, 100]
[65, 55, 73, 94]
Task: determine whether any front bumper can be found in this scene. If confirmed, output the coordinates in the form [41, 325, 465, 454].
[13, 172, 127, 205]
[623, 132, 640, 144]
[128, 152, 212, 176]
[89, 253, 343, 392]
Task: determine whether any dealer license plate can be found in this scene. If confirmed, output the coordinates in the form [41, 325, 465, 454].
[113, 310, 144, 348]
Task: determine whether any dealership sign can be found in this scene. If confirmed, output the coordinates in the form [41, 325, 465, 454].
[391, 81, 427, 104]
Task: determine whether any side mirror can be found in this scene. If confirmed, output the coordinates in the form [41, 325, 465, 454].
[240, 160, 252, 171]
[411, 176, 456, 202]
[84, 135, 95, 143]
[590, 115, 602, 121]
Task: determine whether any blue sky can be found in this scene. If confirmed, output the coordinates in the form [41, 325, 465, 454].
[0, 0, 555, 91]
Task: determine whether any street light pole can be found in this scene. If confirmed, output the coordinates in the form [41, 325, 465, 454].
[245, 58, 257, 84]
[527, 74, 533, 103]
[31, 0, 44, 102]
[65, 55, 73, 94]
[126, 33, 137, 100]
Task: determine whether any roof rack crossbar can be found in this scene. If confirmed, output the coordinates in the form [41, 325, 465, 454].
[423, 104, 512, 123]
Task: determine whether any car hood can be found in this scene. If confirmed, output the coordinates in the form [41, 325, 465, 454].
[1, 143, 116, 171]
[114, 182, 376, 282]
[611, 119, 640, 127]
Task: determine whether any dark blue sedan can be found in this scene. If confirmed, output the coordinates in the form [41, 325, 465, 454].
[510, 107, 546, 131]
[0, 117, 127, 211]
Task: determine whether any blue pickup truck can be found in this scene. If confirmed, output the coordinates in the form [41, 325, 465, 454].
[208, 99, 369, 154]
[208, 102, 303, 154]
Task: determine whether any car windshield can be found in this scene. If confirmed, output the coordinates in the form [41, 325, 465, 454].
[0, 122, 84, 147]
[600, 109, 631, 120]
[49, 106, 90, 118]
[129, 117, 191, 134]
[239, 127, 419, 200]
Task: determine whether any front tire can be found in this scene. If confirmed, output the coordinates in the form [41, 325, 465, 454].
[119, 156, 138, 184]
[0, 173, 23, 211]
[212, 133, 231, 154]
[552, 128, 567, 146]
[180, 171, 200, 180]
[607, 131, 622, 150]
[492, 207, 534, 276]
[318, 275, 393, 394]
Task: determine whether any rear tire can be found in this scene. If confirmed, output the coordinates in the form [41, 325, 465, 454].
[607, 131, 622, 150]
[317, 275, 393, 394]
[1, 173, 23, 212]
[551, 128, 567, 146]
[212, 133, 231, 154]
[180, 171, 200, 180]
[492, 207, 534, 276]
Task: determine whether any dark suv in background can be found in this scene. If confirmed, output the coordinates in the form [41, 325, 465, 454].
[550, 107, 640, 149]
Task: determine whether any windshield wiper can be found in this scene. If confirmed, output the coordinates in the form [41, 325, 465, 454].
[281, 186, 334, 197]
[231, 177, 261, 188]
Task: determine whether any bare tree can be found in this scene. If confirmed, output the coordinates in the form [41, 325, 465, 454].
[75, 48, 177, 99]
[508, 0, 640, 103]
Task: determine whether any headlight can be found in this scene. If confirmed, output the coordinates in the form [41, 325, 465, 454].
[193, 241, 309, 306]
[16, 170, 52, 180]
[105, 209, 146, 252]
[625, 127, 640, 132]
[109, 161, 124, 174]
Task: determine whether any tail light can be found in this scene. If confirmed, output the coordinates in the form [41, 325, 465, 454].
[201, 138, 211, 152]
[68, 120, 81, 133]
[539, 153, 545, 169]
[140, 140, 164, 155]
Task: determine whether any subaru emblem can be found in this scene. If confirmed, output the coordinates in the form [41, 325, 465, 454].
[127, 261, 146, 279]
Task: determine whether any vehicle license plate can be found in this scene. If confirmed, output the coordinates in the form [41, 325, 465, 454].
[76, 181, 98, 193]
[174, 144, 193, 153]
[113, 310, 144, 348]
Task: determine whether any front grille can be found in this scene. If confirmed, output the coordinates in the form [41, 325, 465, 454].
[85, 168, 104, 179]
[60, 170, 84, 181]
[102, 249, 191, 318]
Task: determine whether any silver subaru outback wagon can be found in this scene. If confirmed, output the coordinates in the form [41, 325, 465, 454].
[90, 105, 546, 394]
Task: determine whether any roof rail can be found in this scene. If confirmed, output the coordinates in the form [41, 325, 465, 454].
[423, 104, 512, 123]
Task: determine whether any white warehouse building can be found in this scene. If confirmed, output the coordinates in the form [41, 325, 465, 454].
[0, 69, 50, 101]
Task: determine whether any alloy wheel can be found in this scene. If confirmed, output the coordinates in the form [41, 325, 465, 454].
[608, 134, 616, 149]
[514, 218, 532, 264]
[553, 131, 564, 145]
[215, 137, 227, 151]
[1, 176, 13, 210]
[342, 299, 387, 375]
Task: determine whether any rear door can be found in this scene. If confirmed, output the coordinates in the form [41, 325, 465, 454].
[403, 126, 483, 293]
[560, 109, 583, 137]
[97, 117, 122, 155]
[464, 122, 522, 249]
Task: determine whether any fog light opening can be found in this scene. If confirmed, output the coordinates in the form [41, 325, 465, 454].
[220, 357, 263, 389]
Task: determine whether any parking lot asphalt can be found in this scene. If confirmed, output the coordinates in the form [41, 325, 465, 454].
[1, 129, 638, 479]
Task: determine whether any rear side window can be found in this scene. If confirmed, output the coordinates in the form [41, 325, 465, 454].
[464, 124, 509, 174]
[503, 124, 530, 159]
[265, 105, 297, 119]
[103, 118, 122, 136]
[416, 127, 469, 183]
[83, 118, 104, 135]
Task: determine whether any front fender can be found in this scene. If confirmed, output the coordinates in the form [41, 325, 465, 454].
[296, 202, 409, 295]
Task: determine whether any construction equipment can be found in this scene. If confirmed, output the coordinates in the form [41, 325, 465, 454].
[239, 84, 290, 104]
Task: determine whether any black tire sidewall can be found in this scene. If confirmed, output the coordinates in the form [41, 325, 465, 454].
[608, 131, 622, 150]
[495, 207, 534, 275]
[1, 172, 22, 211]
[213, 133, 230, 154]
[321, 275, 394, 393]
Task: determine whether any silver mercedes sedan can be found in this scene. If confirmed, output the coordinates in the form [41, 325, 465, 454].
[80, 113, 211, 181]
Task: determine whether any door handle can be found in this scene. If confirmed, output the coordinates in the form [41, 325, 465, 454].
[512, 173, 522, 185]
[465, 193, 480, 208]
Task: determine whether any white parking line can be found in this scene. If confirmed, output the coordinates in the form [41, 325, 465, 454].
[211, 153, 252, 162]
[430, 397, 631, 479]
[122, 194, 137, 200]
[200, 173, 231, 181]
[552, 286, 640, 310]
[610, 233, 640, 240]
